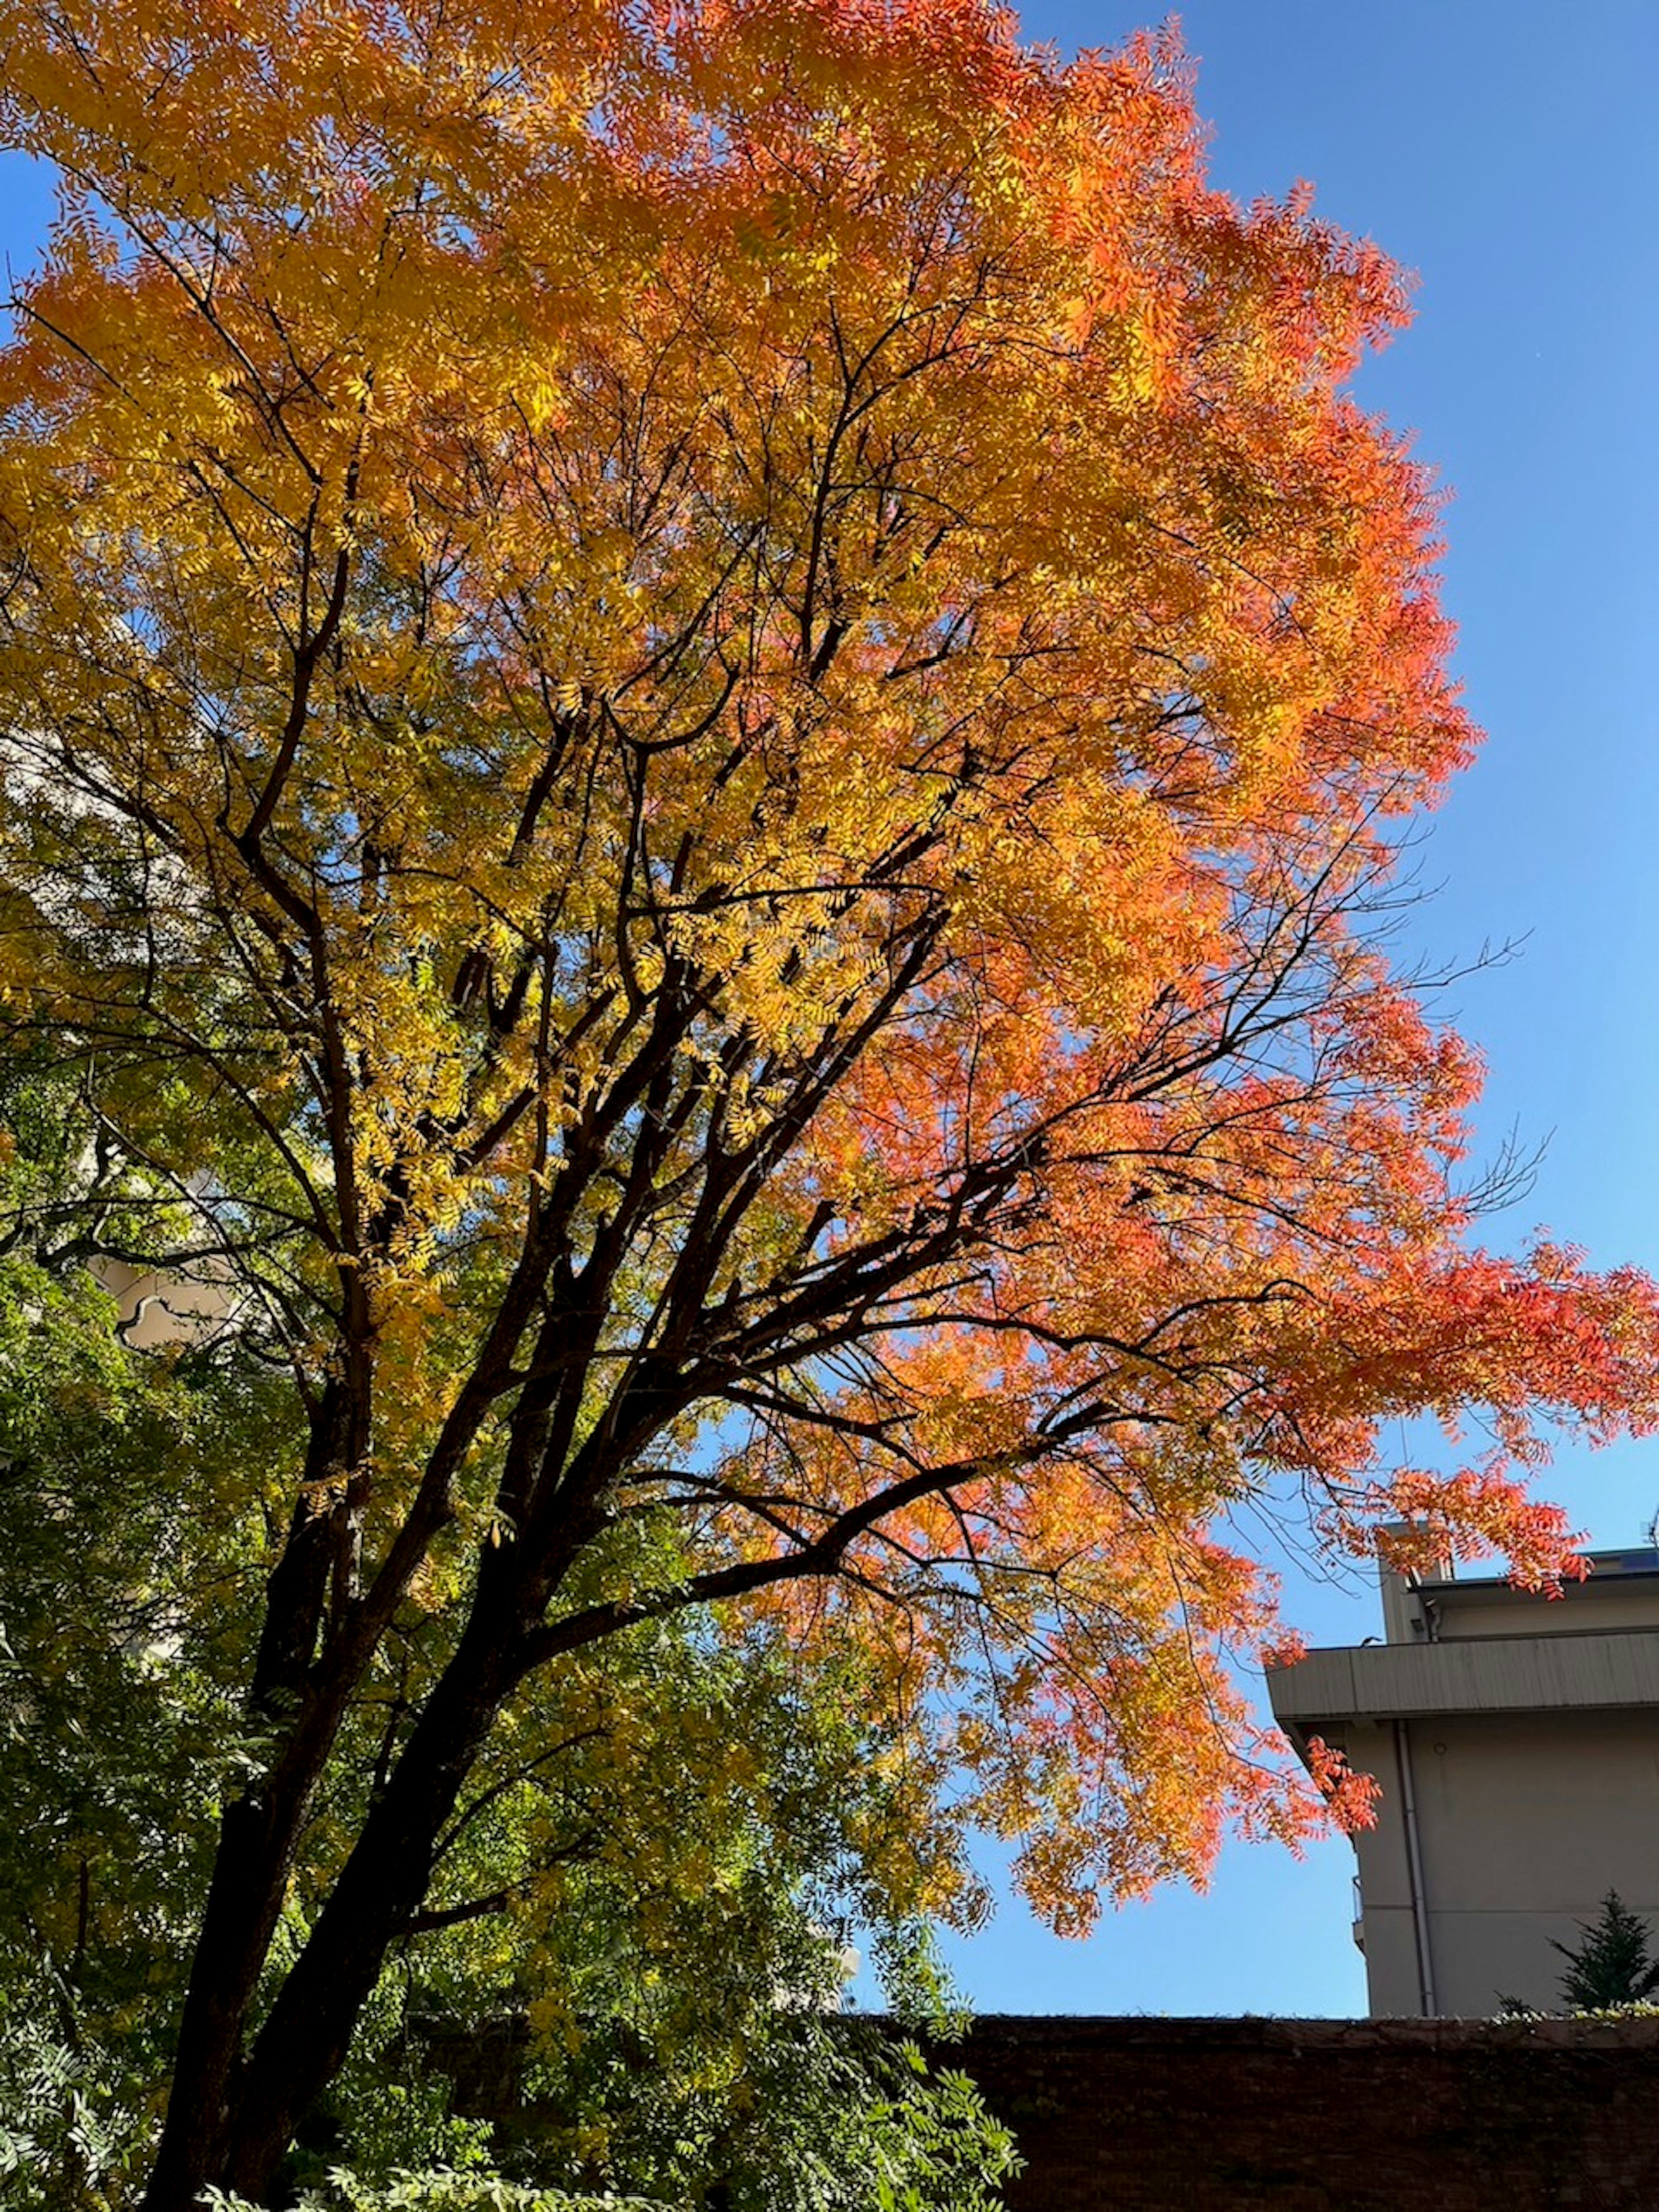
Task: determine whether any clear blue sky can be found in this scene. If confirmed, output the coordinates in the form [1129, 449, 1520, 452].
[3, 0, 1657, 2020]
[930, 0, 1659, 2019]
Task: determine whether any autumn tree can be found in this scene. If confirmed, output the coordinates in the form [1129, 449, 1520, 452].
[1, 0, 1656, 2199]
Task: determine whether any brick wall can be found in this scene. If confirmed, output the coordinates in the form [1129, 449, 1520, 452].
[946, 2016, 1659, 2212]
[428, 2011, 1659, 2209]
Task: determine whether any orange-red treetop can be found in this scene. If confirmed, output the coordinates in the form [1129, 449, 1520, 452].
[2, 0, 1657, 1931]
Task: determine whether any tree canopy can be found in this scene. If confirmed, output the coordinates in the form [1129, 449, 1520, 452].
[1, 0, 1656, 2199]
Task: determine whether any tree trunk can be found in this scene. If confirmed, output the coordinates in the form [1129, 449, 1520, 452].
[137, 1791, 299, 2210]
[141, 1609, 521, 2210]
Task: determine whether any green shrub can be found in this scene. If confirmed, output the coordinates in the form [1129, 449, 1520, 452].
[204, 2175, 672, 2212]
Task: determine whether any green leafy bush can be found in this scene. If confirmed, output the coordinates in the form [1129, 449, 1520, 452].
[205, 2179, 669, 2212]
[0, 1966, 153, 2209]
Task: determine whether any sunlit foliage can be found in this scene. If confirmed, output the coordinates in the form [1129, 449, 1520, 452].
[1, 0, 1656, 2198]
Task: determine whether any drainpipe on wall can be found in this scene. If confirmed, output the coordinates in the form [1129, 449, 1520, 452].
[1394, 1717, 1437, 2016]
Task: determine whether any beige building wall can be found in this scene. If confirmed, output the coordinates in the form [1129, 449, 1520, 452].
[91, 1253, 241, 1348]
[1269, 1552, 1659, 2018]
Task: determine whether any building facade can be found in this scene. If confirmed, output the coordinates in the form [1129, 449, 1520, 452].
[1267, 1550, 1659, 2017]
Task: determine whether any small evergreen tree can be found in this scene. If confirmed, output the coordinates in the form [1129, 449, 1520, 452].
[1551, 1891, 1659, 2011]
